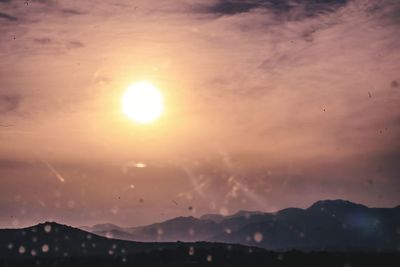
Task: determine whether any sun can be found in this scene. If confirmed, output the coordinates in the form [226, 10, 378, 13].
[122, 82, 164, 124]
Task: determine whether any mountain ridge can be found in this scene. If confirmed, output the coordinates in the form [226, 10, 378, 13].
[76, 199, 400, 251]
[1, 222, 399, 267]
[4, 200, 397, 252]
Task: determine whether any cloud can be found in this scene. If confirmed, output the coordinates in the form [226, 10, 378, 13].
[33, 37, 52, 45]
[197, 0, 349, 19]
[202, 1, 264, 15]
[0, 0, 86, 26]
[0, 12, 17, 21]
[67, 41, 85, 49]
[0, 95, 20, 114]
[31, 38, 85, 51]
[61, 8, 86, 16]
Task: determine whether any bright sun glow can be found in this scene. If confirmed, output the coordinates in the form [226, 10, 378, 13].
[122, 82, 164, 124]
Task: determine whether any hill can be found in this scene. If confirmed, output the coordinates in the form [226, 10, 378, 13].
[83, 199, 400, 251]
[0, 221, 399, 267]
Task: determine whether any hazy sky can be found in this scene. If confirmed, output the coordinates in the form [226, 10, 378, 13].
[0, 0, 399, 228]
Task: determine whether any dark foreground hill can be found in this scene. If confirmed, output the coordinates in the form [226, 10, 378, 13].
[83, 199, 400, 251]
[0, 222, 258, 258]
[0, 222, 399, 267]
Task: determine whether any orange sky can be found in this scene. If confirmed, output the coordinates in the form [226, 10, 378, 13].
[0, 0, 399, 228]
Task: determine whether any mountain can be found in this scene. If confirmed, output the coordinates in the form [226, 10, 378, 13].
[215, 200, 400, 251]
[308, 199, 369, 213]
[200, 210, 264, 223]
[82, 199, 400, 251]
[200, 213, 226, 223]
[1, 221, 399, 267]
[86, 217, 222, 242]
[0, 222, 258, 259]
[127, 216, 223, 242]
[0, 222, 163, 258]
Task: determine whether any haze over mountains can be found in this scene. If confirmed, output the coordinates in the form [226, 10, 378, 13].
[0, 221, 262, 261]
[1, 199, 399, 266]
[81, 200, 400, 251]
[2, 221, 399, 267]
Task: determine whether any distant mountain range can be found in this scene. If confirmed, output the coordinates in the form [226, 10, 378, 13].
[1, 221, 400, 267]
[0, 222, 257, 259]
[1, 199, 399, 266]
[81, 200, 400, 251]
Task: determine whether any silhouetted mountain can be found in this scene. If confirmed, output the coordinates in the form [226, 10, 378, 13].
[0, 222, 159, 258]
[82, 199, 400, 251]
[200, 214, 225, 223]
[0, 222, 258, 260]
[215, 200, 400, 251]
[308, 199, 369, 212]
[231, 210, 264, 218]
[128, 216, 223, 242]
[1, 221, 400, 267]
[201, 210, 264, 223]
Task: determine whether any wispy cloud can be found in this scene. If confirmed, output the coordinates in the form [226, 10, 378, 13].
[0, 12, 17, 21]
[0, 95, 20, 114]
[196, 0, 349, 19]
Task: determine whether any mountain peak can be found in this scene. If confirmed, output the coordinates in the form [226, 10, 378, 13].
[308, 199, 368, 211]
[200, 214, 225, 223]
[26, 221, 80, 233]
[230, 210, 263, 217]
[34, 221, 68, 228]
[170, 216, 197, 221]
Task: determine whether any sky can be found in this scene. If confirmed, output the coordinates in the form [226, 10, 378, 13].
[0, 0, 399, 228]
